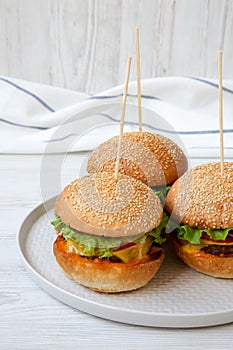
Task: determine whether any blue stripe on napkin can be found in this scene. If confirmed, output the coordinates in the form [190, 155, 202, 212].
[89, 93, 160, 101]
[0, 77, 56, 112]
[190, 77, 233, 94]
[0, 117, 48, 130]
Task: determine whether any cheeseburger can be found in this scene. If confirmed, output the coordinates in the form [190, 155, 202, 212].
[52, 172, 168, 293]
[165, 162, 233, 278]
[87, 131, 188, 188]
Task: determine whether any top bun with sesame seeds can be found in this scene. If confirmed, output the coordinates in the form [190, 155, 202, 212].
[165, 162, 233, 279]
[165, 162, 233, 229]
[51, 172, 167, 293]
[55, 172, 163, 237]
[87, 132, 188, 187]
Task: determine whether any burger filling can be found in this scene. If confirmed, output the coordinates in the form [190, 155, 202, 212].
[153, 185, 171, 205]
[175, 224, 233, 257]
[51, 213, 168, 263]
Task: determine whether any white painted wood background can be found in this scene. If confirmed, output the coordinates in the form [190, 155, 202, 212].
[0, 0, 232, 94]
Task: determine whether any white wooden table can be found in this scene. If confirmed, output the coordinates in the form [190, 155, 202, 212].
[1, 154, 233, 349]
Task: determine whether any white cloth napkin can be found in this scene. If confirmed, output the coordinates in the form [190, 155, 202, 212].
[0, 76, 233, 159]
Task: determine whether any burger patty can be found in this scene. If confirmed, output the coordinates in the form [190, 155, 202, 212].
[200, 244, 233, 256]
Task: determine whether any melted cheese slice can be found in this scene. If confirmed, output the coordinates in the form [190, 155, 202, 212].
[113, 237, 153, 263]
[66, 236, 153, 263]
[181, 242, 206, 254]
[67, 240, 92, 256]
[200, 238, 233, 246]
[180, 238, 233, 255]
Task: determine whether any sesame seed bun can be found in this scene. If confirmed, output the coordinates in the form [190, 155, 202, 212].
[87, 132, 188, 187]
[53, 172, 165, 293]
[166, 162, 233, 279]
[55, 172, 163, 238]
[165, 162, 233, 229]
[53, 235, 165, 293]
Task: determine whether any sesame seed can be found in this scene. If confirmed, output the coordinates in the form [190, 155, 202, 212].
[87, 131, 187, 187]
[167, 161, 233, 229]
[64, 172, 162, 236]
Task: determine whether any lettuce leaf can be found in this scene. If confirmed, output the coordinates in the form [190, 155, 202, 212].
[51, 213, 168, 258]
[146, 212, 168, 245]
[176, 224, 232, 244]
[153, 185, 171, 204]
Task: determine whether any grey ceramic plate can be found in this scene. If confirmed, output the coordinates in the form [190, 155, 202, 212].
[17, 197, 233, 328]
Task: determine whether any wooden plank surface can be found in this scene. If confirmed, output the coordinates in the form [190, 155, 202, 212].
[0, 0, 232, 94]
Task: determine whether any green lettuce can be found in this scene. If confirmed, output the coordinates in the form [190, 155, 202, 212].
[153, 185, 171, 204]
[176, 224, 232, 244]
[51, 213, 169, 259]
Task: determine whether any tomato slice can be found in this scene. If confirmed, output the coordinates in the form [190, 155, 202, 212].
[201, 232, 233, 244]
[116, 242, 137, 251]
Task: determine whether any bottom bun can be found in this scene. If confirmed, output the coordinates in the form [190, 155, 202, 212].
[171, 235, 233, 279]
[53, 235, 165, 293]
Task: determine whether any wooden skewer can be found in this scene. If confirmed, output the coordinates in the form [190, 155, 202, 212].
[135, 27, 142, 133]
[115, 56, 132, 179]
[218, 50, 224, 173]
